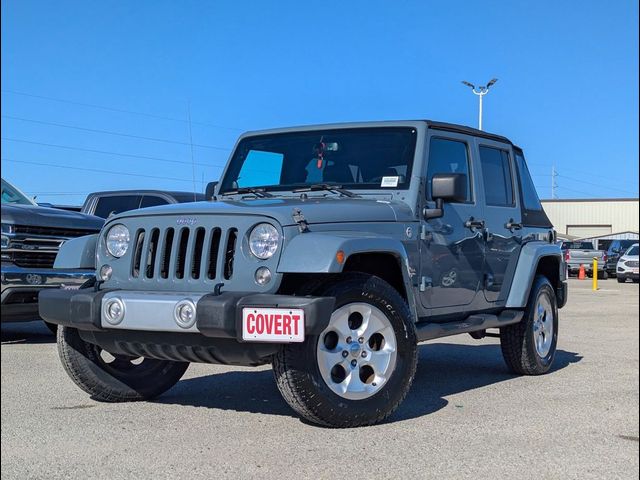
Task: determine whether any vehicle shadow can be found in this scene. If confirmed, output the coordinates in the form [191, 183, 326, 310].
[157, 343, 582, 424]
[0, 321, 55, 345]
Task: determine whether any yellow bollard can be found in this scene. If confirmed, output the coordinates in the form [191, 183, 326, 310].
[592, 257, 598, 291]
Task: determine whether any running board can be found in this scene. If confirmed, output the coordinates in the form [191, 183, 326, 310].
[415, 310, 524, 343]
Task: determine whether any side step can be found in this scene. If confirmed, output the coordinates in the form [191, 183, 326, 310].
[415, 310, 524, 343]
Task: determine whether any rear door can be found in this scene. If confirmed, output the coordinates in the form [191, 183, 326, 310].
[476, 141, 523, 304]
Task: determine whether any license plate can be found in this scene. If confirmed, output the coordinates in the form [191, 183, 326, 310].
[242, 308, 305, 342]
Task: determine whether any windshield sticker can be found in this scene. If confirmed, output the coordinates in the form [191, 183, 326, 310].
[381, 176, 399, 188]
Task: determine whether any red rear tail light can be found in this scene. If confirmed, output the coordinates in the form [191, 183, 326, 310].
[564, 251, 570, 262]
[603, 253, 608, 263]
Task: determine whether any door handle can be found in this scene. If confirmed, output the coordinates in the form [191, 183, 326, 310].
[464, 217, 485, 230]
[505, 218, 523, 231]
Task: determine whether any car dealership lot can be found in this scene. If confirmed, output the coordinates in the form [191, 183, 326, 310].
[1, 279, 638, 480]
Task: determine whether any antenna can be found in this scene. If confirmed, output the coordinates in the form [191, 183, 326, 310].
[187, 102, 197, 202]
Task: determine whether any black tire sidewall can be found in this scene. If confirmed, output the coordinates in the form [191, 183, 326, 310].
[524, 279, 558, 370]
[282, 275, 417, 423]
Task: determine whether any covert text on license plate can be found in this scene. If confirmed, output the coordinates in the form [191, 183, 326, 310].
[242, 307, 305, 342]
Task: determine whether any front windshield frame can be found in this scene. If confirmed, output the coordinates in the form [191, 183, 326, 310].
[219, 126, 419, 194]
[625, 245, 639, 256]
[1, 178, 36, 206]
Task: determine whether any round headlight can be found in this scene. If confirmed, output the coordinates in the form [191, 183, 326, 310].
[105, 224, 130, 258]
[249, 223, 280, 260]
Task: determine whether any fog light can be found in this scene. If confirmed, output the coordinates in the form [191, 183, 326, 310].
[255, 266, 272, 285]
[103, 298, 125, 325]
[174, 299, 197, 329]
[99, 264, 113, 281]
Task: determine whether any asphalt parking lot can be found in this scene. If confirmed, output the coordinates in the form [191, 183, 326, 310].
[1, 278, 638, 480]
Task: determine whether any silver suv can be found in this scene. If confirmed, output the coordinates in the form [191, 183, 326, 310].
[40, 121, 567, 427]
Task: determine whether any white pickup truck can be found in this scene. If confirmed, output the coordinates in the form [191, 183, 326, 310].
[561, 241, 607, 279]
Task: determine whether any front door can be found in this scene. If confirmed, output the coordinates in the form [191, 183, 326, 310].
[476, 141, 523, 303]
[420, 134, 485, 310]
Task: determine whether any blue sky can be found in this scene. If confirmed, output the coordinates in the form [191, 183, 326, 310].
[1, 0, 638, 204]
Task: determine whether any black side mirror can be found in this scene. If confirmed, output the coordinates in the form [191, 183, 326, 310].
[423, 173, 467, 220]
[205, 181, 218, 200]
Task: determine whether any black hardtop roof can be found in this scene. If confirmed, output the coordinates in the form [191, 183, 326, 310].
[424, 120, 514, 146]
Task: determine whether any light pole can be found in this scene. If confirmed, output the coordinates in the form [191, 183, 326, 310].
[461, 78, 498, 130]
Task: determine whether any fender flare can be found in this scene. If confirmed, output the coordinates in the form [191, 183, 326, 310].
[505, 242, 564, 308]
[277, 232, 419, 320]
[54, 234, 98, 270]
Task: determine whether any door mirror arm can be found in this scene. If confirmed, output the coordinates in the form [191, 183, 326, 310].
[423, 198, 444, 220]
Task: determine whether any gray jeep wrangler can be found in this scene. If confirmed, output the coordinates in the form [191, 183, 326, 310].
[40, 121, 567, 428]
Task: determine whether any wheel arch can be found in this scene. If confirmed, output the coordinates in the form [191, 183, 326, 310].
[505, 242, 566, 309]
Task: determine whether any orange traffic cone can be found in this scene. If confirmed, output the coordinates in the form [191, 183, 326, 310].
[578, 264, 586, 280]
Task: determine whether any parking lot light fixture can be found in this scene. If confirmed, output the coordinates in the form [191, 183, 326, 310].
[461, 78, 498, 130]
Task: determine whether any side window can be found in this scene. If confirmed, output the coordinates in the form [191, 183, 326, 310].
[140, 195, 169, 209]
[514, 152, 542, 211]
[426, 137, 472, 202]
[479, 146, 514, 207]
[236, 150, 284, 188]
[93, 195, 142, 218]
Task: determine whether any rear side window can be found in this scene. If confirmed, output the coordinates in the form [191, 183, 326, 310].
[479, 146, 514, 207]
[140, 195, 169, 209]
[515, 153, 542, 211]
[93, 195, 142, 218]
[426, 138, 472, 202]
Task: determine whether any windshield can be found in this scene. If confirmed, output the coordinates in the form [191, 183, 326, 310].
[625, 245, 639, 256]
[220, 127, 417, 193]
[1, 178, 36, 206]
[562, 241, 594, 250]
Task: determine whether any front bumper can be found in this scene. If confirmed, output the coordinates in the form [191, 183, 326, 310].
[1, 262, 95, 322]
[39, 287, 335, 341]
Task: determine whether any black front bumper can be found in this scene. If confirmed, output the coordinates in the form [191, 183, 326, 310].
[39, 288, 335, 340]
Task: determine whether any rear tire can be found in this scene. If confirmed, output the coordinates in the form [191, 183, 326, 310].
[57, 326, 189, 402]
[273, 273, 417, 427]
[500, 275, 558, 375]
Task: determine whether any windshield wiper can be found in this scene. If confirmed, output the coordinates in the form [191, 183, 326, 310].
[220, 187, 273, 198]
[293, 184, 358, 198]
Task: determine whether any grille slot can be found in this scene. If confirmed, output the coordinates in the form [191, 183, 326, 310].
[191, 228, 206, 279]
[625, 260, 639, 268]
[224, 229, 238, 280]
[207, 228, 222, 279]
[131, 230, 146, 278]
[160, 228, 175, 279]
[175, 228, 190, 279]
[145, 229, 160, 278]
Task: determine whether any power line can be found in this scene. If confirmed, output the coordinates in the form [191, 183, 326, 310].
[557, 173, 638, 195]
[1, 89, 244, 132]
[1, 115, 232, 150]
[2, 158, 195, 183]
[2, 137, 227, 168]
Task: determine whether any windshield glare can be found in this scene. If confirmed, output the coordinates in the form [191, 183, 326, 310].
[1, 179, 36, 206]
[220, 127, 417, 193]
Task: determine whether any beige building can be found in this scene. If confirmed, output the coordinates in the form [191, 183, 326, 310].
[541, 198, 639, 244]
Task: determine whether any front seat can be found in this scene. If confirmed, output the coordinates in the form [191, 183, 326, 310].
[323, 161, 354, 184]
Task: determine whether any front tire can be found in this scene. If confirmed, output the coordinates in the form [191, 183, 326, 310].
[57, 326, 189, 402]
[500, 275, 558, 375]
[273, 274, 417, 427]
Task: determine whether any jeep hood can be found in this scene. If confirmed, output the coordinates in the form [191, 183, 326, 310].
[113, 197, 415, 226]
[1, 203, 104, 231]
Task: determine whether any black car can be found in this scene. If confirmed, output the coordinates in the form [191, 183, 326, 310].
[81, 190, 206, 219]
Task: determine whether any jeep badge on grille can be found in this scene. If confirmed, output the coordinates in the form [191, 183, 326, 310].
[176, 217, 197, 226]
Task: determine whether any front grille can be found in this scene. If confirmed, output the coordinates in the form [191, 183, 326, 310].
[625, 260, 639, 268]
[4, 224, 98, 269]
[130, 226, 235, 281]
